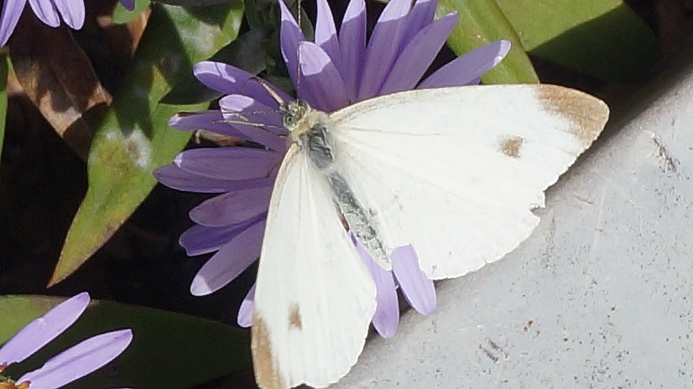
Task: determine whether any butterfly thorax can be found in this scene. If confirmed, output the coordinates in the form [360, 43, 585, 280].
[282, 100, 333, 169]
[281, 100, 391, 268]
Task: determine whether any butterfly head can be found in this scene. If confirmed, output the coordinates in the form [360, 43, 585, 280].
[281, 99, 310, 131]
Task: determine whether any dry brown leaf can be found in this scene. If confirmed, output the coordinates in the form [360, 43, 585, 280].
[9, 13, 112, 160]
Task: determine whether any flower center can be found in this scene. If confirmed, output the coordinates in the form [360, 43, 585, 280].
[0, 368, 30, 389]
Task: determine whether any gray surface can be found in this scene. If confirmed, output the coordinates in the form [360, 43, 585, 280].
[334, 50, 693, 388]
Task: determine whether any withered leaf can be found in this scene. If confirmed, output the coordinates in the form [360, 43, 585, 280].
[10, 14, 112, 159]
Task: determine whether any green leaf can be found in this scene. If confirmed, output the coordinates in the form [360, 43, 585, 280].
[162, 25, 272, 105]
[156, 0, 233, 6]
[494, 0, 661, 83]
[0, 54, 8, 163]
[437, 0, 539, 84]
[53, 2, 244, 285]
[0, 295, 250, 389]
[113, 0, 152, 24]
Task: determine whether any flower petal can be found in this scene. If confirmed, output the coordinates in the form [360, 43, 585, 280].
[179, 214, 265, 256]
[218, 95, 287, 151]
[419, 40, 511, 89]
[52, 0, 84, 29]
[190, 220, 265, 295]
[218, 95, 285, 135]
[380, 12, 457, 95]
[27, 0, 59, 27]
[0, 292, 90, 366]
[351, 233, 398, 338]
[391, 246, 436, 315]
[402, 0, 437, 45]
[174, 147, 282, 181]
[17, 329, 133, 389]
[154, 164, 273, 194]
[357, 0, 411, 100]
[315, 0, 342, 75]
[278, 0, 305, 95]
[193, 61, 289, 107]
[189, 185, 273, 227]
[168, 110, 246, 138]
[119, 0, 135, 11]
[338, 0, 366, 101]
[0, 0, 27, 47]
[237, 284, 255, 328]
[298, 42, 349, 112]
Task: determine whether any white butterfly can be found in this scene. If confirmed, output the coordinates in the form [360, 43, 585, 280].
[251, 84, 609, 388]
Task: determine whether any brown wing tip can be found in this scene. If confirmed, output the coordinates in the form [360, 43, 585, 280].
[536, 85, 610, 148]
[252, 312, 286, 389]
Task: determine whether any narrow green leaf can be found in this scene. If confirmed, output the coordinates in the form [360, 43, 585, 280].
[0, 295, 250, 389]
[162, 25, 272, 105]
[53, 2, 244, 285]
[437, 0, 539, 84]
[113, 0, 151, 24]
[494, 0, 661, 83]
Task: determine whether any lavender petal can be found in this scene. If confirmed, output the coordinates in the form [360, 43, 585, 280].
[298, 42, 350, 112]
[27, 0, 60, 27]
[189, 185, 272, 227]
[154, 164, 274, 194]
[218, 95, 285, 135]
[179, 214, 265, 256]
[391, 246, 436, 315]
[192, 61, 289, 107]
[353, 234, 399, 338]
[357, 0, 411, 100]
[190, 220, 265, 295]
[237, 284, 255, 328]
[315, 0, 343, 76]
[367, 259, 399, 338]
[419, 40, 511, 89]
[402, 0, 437, 46]
[17, 329, 133, 389]
[119, 0, 135, 11]
[278, 0, 305, 95]
[174, 147, 282, 181]
[218, 95, 287, 151]
[0, 292, 90, 366]
[380, 12, 457, 95]
[168, 110, 245, 139]
[52, 0, 84, 29]
[0, 0, 27, 47]
[338, 0, 366, 102]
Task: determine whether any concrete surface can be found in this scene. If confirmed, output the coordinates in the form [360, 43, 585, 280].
[334, 42, 693, 389]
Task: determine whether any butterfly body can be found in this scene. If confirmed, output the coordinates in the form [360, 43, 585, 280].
[286, 100, 392, 269]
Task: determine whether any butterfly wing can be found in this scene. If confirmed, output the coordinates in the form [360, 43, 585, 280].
[328, 84, 609, 279]
[251, 145, 377, 389]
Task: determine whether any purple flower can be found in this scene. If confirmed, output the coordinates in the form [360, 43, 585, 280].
[0, 292, 133, 389]
[155, 0, 509, 337]
[0, 0, 136, 47]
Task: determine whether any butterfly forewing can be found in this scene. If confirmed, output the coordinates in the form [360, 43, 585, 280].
[252, 145, 377, 389]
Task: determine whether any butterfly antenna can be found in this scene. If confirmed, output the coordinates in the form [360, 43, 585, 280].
[296, 0, 302, 94]
[251, 76, 288, 109]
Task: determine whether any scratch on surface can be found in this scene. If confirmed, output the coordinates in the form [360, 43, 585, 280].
[592, 172, 642, 209]
[651, 133, 681, 179]
[590, 184, 608, 254]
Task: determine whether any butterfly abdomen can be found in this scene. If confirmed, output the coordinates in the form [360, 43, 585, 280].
[326, 172, 389, 268]
[285, 102, 389, 268]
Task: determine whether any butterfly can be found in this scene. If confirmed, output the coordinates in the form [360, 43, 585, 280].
[250, 84, 609, 388]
